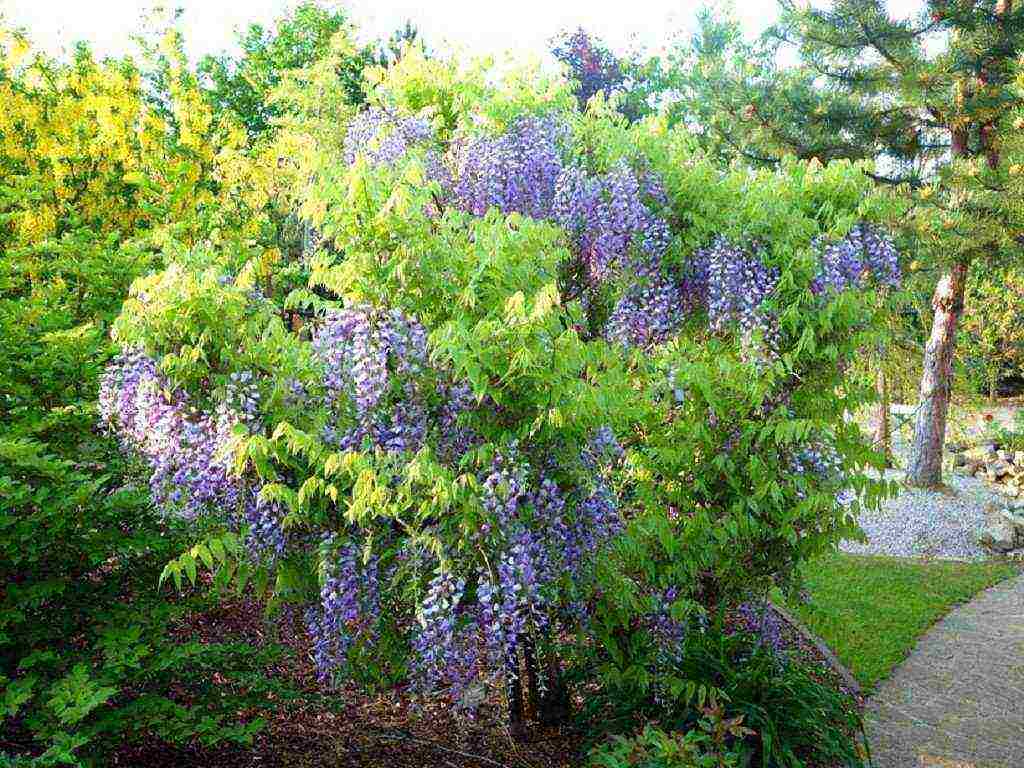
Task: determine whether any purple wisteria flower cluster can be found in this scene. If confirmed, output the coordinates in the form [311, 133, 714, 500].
[399, 433, 628, 710]
[100, 352, 297, 564]
[552, 162, 669, 282]
[790, 443, 843, 481]
[340, 107, 903, 358]
[444, 115, 686, 347]
[552, 162, 687, 347]
[243, 493, 288, 562]
[305, 535, 381, 681]
[343, 107, 432, 167]
[99, 350, 248, 521]
[313, 305, 431, 454]
[812, 223, 901, 295]
[699, 236, 780, 339]
[343, 107, 451, 192]
[451, 117, 568, 219]
[734, 601, 787, 656]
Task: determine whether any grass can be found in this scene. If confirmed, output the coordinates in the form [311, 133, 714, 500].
[785, 552, 1021, 690]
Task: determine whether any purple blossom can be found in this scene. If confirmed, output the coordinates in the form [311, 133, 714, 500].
[306, 537, 381, 681]
[451, 117, 567, 219]
[813, 223, 901, 295]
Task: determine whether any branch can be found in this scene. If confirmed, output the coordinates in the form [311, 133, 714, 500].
[378, 731, 515, 768]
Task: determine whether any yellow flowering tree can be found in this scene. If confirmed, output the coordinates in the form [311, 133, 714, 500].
[0, 23, 294, 764]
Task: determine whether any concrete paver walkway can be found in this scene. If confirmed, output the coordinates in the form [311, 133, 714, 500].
[865, 573, 1024, 767]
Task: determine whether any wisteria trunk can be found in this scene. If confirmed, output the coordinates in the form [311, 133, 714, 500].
[906, 262, 968, 487]
[538, 649, 570, 725]
[505, 647, 526, 741]
[521, 635, 540, 719]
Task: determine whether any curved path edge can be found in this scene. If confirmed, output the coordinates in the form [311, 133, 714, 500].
[865, 572, 1024, 768]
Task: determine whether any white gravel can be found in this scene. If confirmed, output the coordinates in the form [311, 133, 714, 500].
[839, 469, 1006, 561]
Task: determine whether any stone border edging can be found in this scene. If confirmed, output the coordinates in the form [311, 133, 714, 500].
[770, 603, 862, 698]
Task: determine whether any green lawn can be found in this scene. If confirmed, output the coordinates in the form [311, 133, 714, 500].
[785, 553, 1021, 690]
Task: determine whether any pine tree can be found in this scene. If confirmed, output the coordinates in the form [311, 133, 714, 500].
[679, 0, 1024, 486]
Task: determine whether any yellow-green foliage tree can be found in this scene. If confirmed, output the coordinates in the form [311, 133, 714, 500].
[0, 30, 162, 437]
[0, 23, 304, 764]
[960, 264, 1024, 401]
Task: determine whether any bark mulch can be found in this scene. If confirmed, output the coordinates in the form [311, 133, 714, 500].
[105, 596, 860, 767]
[111, 596, 581, 768]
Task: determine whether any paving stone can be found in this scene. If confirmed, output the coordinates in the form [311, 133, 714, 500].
[865, 574, 1024, 768]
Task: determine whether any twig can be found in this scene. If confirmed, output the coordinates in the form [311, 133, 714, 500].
[377, 730, 516, 768]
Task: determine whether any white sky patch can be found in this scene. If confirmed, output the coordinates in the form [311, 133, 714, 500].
[2, 0, 927, 64]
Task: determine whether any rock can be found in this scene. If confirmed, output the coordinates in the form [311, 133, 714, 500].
[1004, 511, 1024, 548]
[991, 460, 1013, 479]
[966, 446, 995, 462]
[1003, 486, 1020, 498]
[955, 458, 982, 476]
[1015, 451, 1024, 466]
[953, 452, 967, 467]
[998, 449, 1011, 462]
[979, 504, 1019, 553]
[979, 504, 1024, 552]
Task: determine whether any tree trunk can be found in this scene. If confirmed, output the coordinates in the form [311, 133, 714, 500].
[521, 634, 540, 720]
[505, 646, 526, 741]
[906, 262, 968, 487]
[874, 365, 892, 468]
[538, 649, 570, 726]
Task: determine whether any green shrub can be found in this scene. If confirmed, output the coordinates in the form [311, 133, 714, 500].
[959, 262, 1024, 400]
[0, 27, 311, 766]
[579, 626, 866, 768]
[588, 720, 748, 768]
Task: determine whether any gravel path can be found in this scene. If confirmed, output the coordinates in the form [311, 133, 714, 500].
[839, 469, 1005, 561]
[840, 403, 1021, 561]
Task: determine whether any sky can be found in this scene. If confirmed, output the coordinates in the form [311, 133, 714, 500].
[1, 0, 927, 64]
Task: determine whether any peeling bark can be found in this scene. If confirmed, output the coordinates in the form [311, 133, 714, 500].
[906, 262, 968, 487]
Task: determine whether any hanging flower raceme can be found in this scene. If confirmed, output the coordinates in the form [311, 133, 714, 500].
[450, 116, 567, 219]
[306, 534, 382, 681]
[812, 222, 901, 295]
[343, 107, 451, 192]
[552, 161, 662, 283]
[698, 236, 780, 338]
[312, 305, 431, 454]
[99, 350, 249, 521]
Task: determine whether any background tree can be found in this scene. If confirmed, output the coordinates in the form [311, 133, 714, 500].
[0, 21, 316, 763]
[550, 27, 660, 122]
[959, 262, 1024, 400]
[197, 2, 420, 139]
[670, 1, 1024, 486]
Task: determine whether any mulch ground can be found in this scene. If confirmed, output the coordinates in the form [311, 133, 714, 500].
[110, 596, 583, 768]
[5, 593, 860, 767]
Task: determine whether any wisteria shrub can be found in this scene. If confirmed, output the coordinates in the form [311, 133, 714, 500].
[101, 56, 899, 734]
